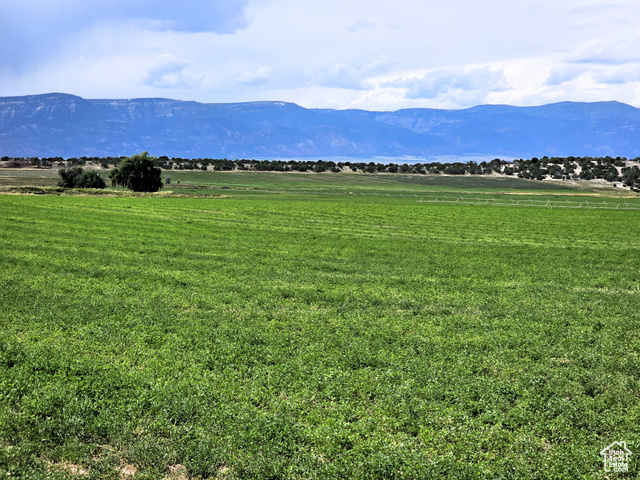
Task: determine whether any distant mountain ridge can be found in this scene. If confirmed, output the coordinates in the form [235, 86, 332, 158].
[1, 93, 639, 159]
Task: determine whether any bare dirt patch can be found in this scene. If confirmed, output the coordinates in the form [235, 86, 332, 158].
[47, 461, 89, 476]
[165, 464, 189, 480]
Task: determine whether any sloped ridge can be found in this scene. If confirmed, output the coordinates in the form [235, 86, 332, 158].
[1, 94, 639, 158]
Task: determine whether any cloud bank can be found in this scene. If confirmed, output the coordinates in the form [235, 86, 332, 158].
[1, 0, 639, 110]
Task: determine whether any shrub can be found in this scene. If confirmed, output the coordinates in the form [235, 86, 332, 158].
[622, 166, 640, 189]
[58, 167, 106, 189]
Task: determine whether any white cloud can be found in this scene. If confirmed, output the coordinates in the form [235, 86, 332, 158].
[0, 0, 249, 75]
[569, 39, 638, 65]
[237, 67, 273, 86]
[386, 67, 510, 103]
[2, 0, 640, 110]
[593, 67, 640, 85]
[347, 20, 378, 33]
[545, 66, 589, 86]
[144, 61, 203, 89]
[308, 58, 390, 91]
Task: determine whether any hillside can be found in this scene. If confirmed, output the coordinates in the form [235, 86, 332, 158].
[1, 93, 639, 158]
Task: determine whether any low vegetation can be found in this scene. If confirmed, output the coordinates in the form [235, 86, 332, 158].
[3, 154, 640, 189]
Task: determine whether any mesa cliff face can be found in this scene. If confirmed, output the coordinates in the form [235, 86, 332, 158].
[1, 93, 639, 158]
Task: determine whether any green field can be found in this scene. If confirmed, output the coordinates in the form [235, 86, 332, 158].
[1, 171, 639, 478]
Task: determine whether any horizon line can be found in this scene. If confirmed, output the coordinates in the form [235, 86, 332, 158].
[0, 92, 634, 113]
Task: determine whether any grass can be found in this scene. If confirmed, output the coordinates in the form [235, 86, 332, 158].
[0, 168, 63, 187]
[164, 170, 582, 194]
[0, 171, 639, 478]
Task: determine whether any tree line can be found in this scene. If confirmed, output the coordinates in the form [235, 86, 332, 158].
[2, 154, 640, 190]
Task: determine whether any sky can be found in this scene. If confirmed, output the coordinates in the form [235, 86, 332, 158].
[1, 0, 640, 111]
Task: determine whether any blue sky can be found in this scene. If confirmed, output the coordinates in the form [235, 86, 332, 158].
[1, 0, 639, 110]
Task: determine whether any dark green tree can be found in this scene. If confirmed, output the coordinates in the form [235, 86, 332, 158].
[109, 152, 163, 192]
[58, 167, 106, 189]
[58, 166, 84, 188]
[622, 166, 640, 190]
[75, 169, 106, 188]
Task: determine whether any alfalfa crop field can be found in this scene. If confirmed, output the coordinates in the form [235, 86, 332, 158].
[1, 170, 640, 479]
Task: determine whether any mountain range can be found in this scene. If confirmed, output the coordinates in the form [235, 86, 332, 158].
[1, 93, 639, 159]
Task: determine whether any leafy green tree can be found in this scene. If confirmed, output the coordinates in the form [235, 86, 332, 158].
[604, 167, 620, 183]
[58, 167, 106, 189]
[622, 166, 640, 190]
[109, 152, 163, 192]
[58, 166, 83, 187]
[75, 169, 106, 188]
